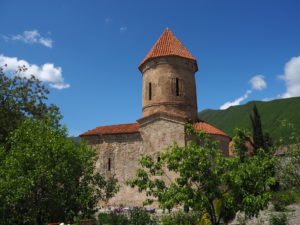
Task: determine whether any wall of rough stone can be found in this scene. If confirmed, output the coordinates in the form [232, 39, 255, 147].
[138, 116, 186, 199]
[82, 117, 187, 207]
[211, 134, 231, 156]
[140, 56, 198, 121]
[139, 117, 186, 155]
[82, 118, 231, 207]
[185, 133, 231, 156]
[82, 133, 147, 207]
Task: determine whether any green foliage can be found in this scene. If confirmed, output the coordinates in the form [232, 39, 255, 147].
[198, 98, 300, 144]
[274, 120, 300, 189]
[197, 212, 212, 225]
[277, 148, 300, 188]
[232, 128, 251, 161]
[160, 210, 200, 225]
[98, 212, 128, 225]
[0, 65, 61, 145]
[97, 207, 157, 225]
[128, 126, 276, 225]
[0, 119, 118, 225]
[250, 104, 265, 153]
[127, 207, 157, 225]
[249, 104, 274, 155]
[269, 213, 288, 225]
[271, 190, 300, 211]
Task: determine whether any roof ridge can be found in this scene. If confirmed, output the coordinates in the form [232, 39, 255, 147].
[95, 122, 138, 128]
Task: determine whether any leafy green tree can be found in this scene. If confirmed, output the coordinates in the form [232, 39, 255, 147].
[0, 65, 60, 145]
[0, 118, 118, 225]
[279, 149, 300, 188]
[128, 125, 276, 225]
[275, 120, 300, 189]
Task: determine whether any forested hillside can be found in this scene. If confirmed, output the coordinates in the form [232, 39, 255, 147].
[198, 97, 300, 141]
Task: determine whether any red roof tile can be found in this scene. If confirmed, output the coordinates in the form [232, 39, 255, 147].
[139, 28, 196, 69]
[193, 122, 230, 137]
[80, 123, 139, 136]
[80, 121, 230, 138]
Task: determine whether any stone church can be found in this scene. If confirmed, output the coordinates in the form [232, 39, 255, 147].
[80, 29, 231, 207]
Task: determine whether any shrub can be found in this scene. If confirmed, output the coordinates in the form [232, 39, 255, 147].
[161, 210, 200, 225]
[128, 207, 157, 225]
[271, 191, 297, 211]
[97, 207, 157, 225]
[196, 212, 212, 225]
[98, 211, 128, 225]
[269, 213, 288, 225]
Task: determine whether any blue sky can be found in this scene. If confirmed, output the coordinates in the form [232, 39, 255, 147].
[1, 0, 300, 136]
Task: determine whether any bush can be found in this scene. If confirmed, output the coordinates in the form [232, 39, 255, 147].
[269, 213, 288, 225]
[161, 210, 200, 225]
[98, 207, 157, 225]
[271, 191, 297, 211]
[98, 211, 128, 225]
[128, 207, 157, 225]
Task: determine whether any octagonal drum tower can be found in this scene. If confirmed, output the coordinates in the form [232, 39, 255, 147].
[138, 28, 199, 122]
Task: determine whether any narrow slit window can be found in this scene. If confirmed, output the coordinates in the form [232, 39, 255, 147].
[176, 78, 179, 96]
[157, 156, 161, 162]
[149, 82, 152, 100]
[108, 158, 111, 171]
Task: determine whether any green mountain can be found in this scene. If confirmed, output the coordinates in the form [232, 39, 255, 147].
[198, 97, 300, 141]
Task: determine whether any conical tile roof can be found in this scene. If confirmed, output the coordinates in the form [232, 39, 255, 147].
[139, 28, 196, 70]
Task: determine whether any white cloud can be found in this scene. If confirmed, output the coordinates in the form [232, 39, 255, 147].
[278, 56, 300, 98]
[10, 30, 53, 48]
[120, 26, 128, 32]
[105, 17, 111, 24]
[220, 74, 268, 110]
[220, 90, 252, 110]
[50, 83, 70, 90]
[0, 54, 69, 89]
[249, 74, 267, 90]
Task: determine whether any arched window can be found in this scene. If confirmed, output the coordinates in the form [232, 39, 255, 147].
[171, 78, 184, 96]
[108, 158, 111, 171]
[176, 78, 180, 96]
[148, 82, 152, 100]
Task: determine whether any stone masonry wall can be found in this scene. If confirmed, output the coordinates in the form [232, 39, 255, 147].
[138, 117, 186, 194]
[83, 133, 147, 207]
[211, 134, 231, 156]
[141, 56, 198, 121]
[83, 118, 230, 207]
[82, 117, 187, 207]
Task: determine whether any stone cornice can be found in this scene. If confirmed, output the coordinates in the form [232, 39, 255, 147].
[137, 111, 188, 127]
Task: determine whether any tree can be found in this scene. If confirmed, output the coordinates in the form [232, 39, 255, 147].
[278, 147, 300, 188]
[128, 125, 276, 225]
[0, 118, 118, 225]
[276, 120, 300, 188]
[249, 103, 273, 154]
[250, 103, 265, 153]
[0, 65, 60, 145]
